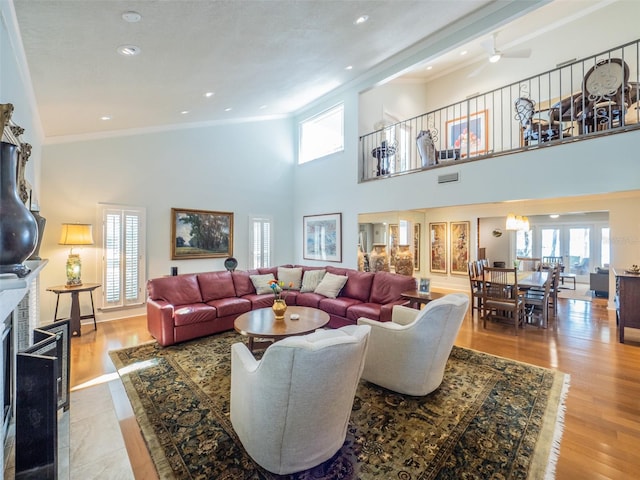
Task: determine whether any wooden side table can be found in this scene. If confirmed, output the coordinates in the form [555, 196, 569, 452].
[400, 290, 446, 309]
[46, 283, 101, 336]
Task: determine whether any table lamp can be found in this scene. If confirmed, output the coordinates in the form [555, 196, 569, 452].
[59, 223, 94, 287]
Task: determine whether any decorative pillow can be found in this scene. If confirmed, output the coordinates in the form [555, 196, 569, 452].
[277, 267, 303, 290]
[314, 272, 348, 299]
[300, 269, 326, 293]
[249, 273, 276, 294]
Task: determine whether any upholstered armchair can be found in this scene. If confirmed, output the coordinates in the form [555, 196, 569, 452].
[357, 293, 469, 396]
[230, 325, 370, 475]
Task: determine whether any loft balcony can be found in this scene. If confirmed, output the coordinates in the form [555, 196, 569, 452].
[359, 39, 640, 183]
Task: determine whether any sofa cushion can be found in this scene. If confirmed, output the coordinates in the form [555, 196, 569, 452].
[319, 297, 362, 318]
[173, 303, 217, 327]
[277, 267, 303, 290]
[147, 274, 202, 305]
[314, 272, 348, 299]
[242, 293, 277, 309]
[197, 271, 236, 302]
[258, 266, 279, 277]
[295, 292, 323, 308]
[300, 269, 326, 293]
[206, 297, 251, 317]
[250, 273, 276, 294]
[342, 270, 375, 302]
[346, 303, 381, 322]
[232, 270, 259, 297]
[369, 271, 416, 304]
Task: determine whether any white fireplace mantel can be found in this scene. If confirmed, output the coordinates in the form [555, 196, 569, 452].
[0, 260, 47, 322]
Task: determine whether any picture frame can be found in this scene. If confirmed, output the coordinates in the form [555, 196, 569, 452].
[429, 222, 447, 274]
[445, 110, 488, 157]
[171, 208, 233, 260]
[450, 221, 470, 275]
[388, 224, 399, 268]
[303, 213, 342, 262]
[414, 223, 421, 270]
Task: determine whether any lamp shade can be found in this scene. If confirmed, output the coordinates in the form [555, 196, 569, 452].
[59, 223, 94, 246]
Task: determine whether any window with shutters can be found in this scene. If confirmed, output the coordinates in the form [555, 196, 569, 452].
[98, 204, 146, 309]
[249, 215, 272, 268]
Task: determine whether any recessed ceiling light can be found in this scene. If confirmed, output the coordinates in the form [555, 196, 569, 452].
[345, 65, 353, 70]
[122, 11, 142, 23]
[100, 115, 111, 121]
[117, 44, 141, 56]
[550, 214, 560, 219]
[224, 107, 232, 112]
[180, 110, 189, 115]
[460, 50, 468, 56]
[354, 15, 368, 25]
[204, 92, 215, 98]
[426, 65, 433, 70]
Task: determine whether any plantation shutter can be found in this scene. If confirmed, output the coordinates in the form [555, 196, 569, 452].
[100, 205, 146, 308]
[250, 216, 272, 268]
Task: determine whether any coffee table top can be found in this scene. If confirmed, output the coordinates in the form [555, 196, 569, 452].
[234, 306, 330, 340]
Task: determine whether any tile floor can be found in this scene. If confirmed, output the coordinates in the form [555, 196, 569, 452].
[4, 380, 133, 480]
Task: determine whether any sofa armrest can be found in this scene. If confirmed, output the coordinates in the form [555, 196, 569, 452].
[146, 298, 176, 347]
[379, 300, 410, 322]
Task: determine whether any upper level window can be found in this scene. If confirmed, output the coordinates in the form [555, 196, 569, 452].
[299, 103, 344, 164]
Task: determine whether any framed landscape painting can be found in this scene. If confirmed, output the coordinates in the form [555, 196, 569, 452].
[171, 208, 233, 260]
[450, 221, 470, 275]
[303, 213, 342, 262]
[429, 222, 447, 273]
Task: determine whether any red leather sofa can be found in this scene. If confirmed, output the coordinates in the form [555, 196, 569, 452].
[146, 265, 416, 346]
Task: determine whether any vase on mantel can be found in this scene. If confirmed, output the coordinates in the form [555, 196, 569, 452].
[369, 243, 390, 273]
[395, 245, 414, 276]
[0, 141, 38, 277]
[272, 299, 287, 320]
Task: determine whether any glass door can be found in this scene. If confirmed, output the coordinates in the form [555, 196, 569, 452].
[568, 227, 590, 282]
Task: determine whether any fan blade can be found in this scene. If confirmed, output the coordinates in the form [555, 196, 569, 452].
[503, 48, 532, 59]
[468, 62, 488, 78]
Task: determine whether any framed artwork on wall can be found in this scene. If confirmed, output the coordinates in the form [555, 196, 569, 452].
[414, 223, 421, 270]
[303, 213, 342, 262]
[445, 110, 488, 156]
[450, 221, 470, 275]
[171, 208, 233, 260]
[388, 224, 399, 268]
[429, 222, 447, 274]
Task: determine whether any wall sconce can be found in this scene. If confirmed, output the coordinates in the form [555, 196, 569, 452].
[505, 213, 530, 231]
[59, 223, 94, 287]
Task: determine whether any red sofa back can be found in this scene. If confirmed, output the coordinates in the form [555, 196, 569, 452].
[147, 274, 202, 305]
[369, 271, 416, 304]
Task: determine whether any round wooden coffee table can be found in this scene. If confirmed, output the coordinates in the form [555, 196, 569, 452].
[234, 306, 330, 352]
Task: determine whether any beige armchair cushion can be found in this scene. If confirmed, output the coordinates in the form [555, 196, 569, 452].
[230, 325, 370, 475]
[357, 293, 469, 396]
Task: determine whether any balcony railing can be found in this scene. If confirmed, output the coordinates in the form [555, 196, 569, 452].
[359, 39, 640, 182]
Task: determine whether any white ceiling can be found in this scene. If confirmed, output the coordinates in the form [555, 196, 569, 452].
[10, 0, 628, 140]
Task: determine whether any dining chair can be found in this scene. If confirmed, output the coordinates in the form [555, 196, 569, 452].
[542, 256, 564, 271]
[467, 261, 482, 315]
[524, 270, 552, 328]
[516, 256, 541, 272]
[481, 267, 525, 335]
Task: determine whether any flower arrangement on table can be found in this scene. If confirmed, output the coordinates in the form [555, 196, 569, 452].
[268, 279, 294, 301]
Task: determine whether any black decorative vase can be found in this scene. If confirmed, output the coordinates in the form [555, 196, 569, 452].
[0, 141, 38, 277]
[27, 209, 46, 260]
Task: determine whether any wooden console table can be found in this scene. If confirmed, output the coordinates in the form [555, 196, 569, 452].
[613, 269, 640, 343]
[47, 283, 100, 336]
[400, 290, 446, 309]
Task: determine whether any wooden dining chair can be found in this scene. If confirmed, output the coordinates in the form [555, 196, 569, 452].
[516, 256, 541, 272]
[524, 270, 552, 328]
[481, 267, 525, 335]
[467, 261, 483, 315]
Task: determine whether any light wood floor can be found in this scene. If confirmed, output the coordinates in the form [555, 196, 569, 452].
[70, 293, 640, 479]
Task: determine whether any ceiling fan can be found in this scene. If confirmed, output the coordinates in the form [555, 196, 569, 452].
[469, 33, 532, 77]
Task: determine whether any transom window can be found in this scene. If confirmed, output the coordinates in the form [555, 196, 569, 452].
[299, 103, 344, 164]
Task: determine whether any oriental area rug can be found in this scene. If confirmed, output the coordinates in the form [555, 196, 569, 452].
[109, 331, 569, 480]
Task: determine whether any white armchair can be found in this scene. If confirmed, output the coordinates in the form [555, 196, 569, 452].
[230, 325, 370, 475]
[357, 293, 469, 396]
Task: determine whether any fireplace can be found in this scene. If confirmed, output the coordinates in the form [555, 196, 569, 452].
[1, 314, 12, 443]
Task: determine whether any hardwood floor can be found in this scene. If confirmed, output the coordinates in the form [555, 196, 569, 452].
[70, 294, 640, 479]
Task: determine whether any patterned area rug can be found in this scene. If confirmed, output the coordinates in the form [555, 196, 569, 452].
[109, 331, 569, 480]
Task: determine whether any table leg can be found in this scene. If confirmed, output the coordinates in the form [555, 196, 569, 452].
[69, 292, 81, 336]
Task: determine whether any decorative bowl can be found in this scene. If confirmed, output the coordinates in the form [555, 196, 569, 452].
[625, 264, 640, 274]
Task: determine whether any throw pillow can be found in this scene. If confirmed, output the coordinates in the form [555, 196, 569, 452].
[314, 272, 348, 299]
[277, 267, 303, 290]
[300, 269, 326, 293]
[249, 273, 276, 295]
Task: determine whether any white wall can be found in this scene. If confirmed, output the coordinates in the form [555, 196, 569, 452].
[38, 119, 295, 321]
